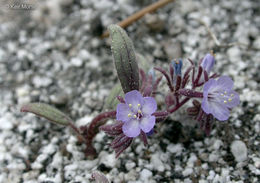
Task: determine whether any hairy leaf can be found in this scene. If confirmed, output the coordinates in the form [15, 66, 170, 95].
[108, 24, 139, 93]
[21, 103, 71, 126]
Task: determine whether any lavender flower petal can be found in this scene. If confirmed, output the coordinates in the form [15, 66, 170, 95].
[203, 78, 216, 94]
[116, 103, 131, 122]
[125, 90, 144, 112]
[142, 97, 157, 115]
[139, 115, 155, 133]
[206, 101, 230, 121]
[214, 76, 234, 91]
[122, 119, 140, 137]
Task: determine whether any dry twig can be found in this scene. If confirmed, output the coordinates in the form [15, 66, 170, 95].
[101, 0, 175, 38]
[195, 18, 248, 48]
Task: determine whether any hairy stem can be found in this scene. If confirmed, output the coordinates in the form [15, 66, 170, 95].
[178, 89, 203, 98]
[69, 122, 87, 143]
[168, 97, 190, 113]
[154, 67, 174, 92]
[85, 110, 116, 157]
[87, 111, 117, 138]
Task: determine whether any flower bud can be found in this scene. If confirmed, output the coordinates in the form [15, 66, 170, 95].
[172, 59, 183, 76]
[200, 53, 215, 74]
[187, 106, 199, 116]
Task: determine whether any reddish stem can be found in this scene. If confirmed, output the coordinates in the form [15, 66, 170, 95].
[168, 97, 190, 113]
[87, 111, 116, 138]
[69, 122, 87, 143]
[139, 69, 147, 93]
[140, 131, 148, 146]
[153, 111, 169, 117]
[194, 66, 203, 87]
[169, 64, 174, 82]
[152, 76, 163, 97]
[178, 89, 203, 98]
[204, 70, 209, 82]
[154, 67, 174, 92]
[85, 110, 116, 157]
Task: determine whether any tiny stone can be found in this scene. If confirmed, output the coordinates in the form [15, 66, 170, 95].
[32, 75, 52, 88]
[209, 152, 219, 162]
[182, 167, 193, 177]
[167, 144, 183, 155]
[231, 140, 247, 162]
[71, 57, 83, 67]
[151, 153, 165, 172]
[212, 140, 223, 150]
[140, 169, 153, 181]
[125, 161, 136, 171]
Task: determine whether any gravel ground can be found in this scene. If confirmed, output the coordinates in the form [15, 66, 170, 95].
[0, 0, 260, 182]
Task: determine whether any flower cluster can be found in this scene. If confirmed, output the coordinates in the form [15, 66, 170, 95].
[93, 51, 240, 158]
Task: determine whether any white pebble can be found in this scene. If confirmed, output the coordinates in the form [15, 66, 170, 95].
[231, 140, 247, 162]
[167, 143, 183, 155]
[182, 167, 193, 176]
[140, 169, 152, 181]
[0, 113, 14, 130]
[71, 57, 83, 67]
[151, 153, 165, 172]
[209, 152, 219, 162]
[212, 140, 223, 150]
[32, 75, 52, 88]
[125, 161, 136, 171]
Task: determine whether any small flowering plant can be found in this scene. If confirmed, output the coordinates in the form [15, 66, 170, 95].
[21, 25, 240, 158]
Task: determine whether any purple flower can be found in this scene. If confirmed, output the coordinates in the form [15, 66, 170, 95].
[200, 53, 215, 74]
[116, 90, 157, 137]
[202, 76, 239, 121]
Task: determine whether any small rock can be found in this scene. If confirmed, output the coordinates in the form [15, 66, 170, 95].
[32, 75, 52, 88]
[253, 37, 260, 49]
[151, 153, 165, 172]
[167, 144, 183, 156]
[125, 161, 136, 171]
[163, 40, 182, 59]
[140, 169, 153, 181]
[182, 167, 193, 176]
[71, 57, 83, 67]
[0, 113, 14, 130]
[212, 139, 223, 150]
[99, 151, 116, 168]
[144, 13, 165, 32]
[209, 152, 219, 162]
[231, 140, 247, 162]
[252, 157, 260, 168]
[227, 47, 241, 63]
[50, 93, 68, 106]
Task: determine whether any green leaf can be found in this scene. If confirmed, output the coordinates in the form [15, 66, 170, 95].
[108, 24, 139, 93]
[21, 103, 71, 126]
[104, 83, 124, 110]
